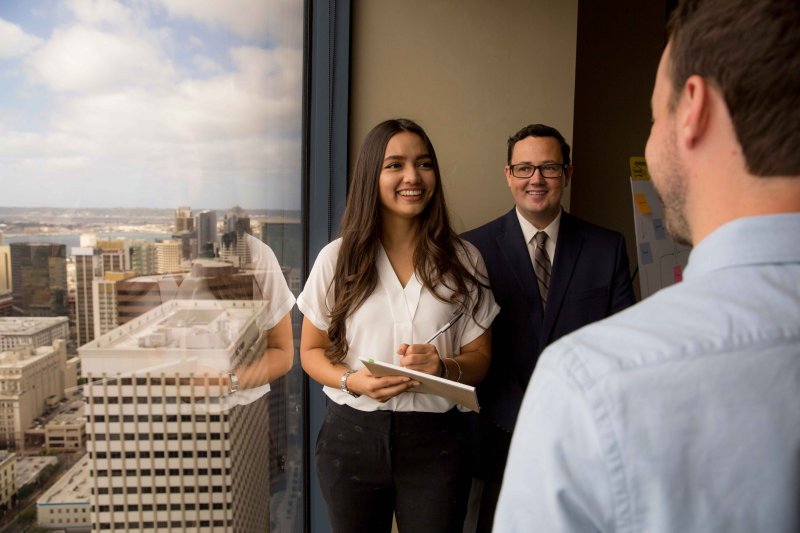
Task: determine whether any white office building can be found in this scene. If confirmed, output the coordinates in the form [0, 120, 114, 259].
[80, 299, 272, 532]
[154, 241, 183, 274]
[0, 450, 15, 511]
[37, 453, 92, 531]
[0, 317, 69, 351]
[0, 340, 67, 449]
[92, 276, 121, 339]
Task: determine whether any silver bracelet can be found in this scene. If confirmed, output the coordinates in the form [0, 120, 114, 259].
[340, 369, 360, 398]
[447, 357, 463, 383]
[227, 370, 239, 394]
[438, 357, 449, 379]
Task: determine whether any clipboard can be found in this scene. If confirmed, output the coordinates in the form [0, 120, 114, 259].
[360, 358, 480, 412]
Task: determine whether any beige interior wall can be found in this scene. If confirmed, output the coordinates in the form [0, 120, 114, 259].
[349, 0, 579, 233]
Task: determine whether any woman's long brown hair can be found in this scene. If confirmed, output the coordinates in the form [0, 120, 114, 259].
[325, 118, 487, 363]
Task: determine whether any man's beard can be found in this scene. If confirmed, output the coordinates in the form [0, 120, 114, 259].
[654, 129, 692, 246]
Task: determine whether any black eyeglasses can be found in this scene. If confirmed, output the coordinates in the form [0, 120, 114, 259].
[509, 163, 567, 179]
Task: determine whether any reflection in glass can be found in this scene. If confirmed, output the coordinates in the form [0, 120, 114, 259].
[0, 0, 304, 531]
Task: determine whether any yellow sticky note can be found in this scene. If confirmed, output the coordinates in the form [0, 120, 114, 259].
[629, 156, 651, 181]
[634, 193, 652, 214]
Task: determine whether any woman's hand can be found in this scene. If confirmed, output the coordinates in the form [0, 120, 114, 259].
[397, 343, 442, 376]
[345, 368, 418, 402]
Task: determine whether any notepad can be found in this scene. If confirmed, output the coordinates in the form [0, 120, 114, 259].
[360, 358, 480, 412]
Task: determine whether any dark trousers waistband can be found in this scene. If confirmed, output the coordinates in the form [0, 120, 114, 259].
[327, 401, 460, 433]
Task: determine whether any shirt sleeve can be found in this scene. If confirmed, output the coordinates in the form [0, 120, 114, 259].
[493, 343, 615, 532]
[296, 240, 339, 332]
[246, 234, 296, 331]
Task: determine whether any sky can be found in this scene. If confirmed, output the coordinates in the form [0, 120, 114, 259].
[0, 0, 303, 210]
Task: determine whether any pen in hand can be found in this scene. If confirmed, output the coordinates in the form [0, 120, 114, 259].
[424, 311, 464, 344]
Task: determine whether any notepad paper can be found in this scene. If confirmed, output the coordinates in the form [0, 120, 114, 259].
[359, 358, 480, 412]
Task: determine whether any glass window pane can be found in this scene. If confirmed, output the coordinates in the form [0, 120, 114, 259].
[0, 1, 304, 531]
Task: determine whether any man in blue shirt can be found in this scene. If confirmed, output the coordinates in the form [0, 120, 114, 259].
[495, 0, 800, 531]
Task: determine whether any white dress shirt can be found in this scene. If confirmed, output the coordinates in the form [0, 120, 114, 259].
[516, 207, 560, 266]
[298, 238, 500, 412]
[495, 213, 800, 533]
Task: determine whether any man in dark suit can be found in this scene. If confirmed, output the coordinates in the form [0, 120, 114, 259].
[462, 123, 636, 532]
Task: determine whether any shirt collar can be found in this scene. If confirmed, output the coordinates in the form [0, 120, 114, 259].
[684, 213, 800, 279]
[516, 207, 561, 249]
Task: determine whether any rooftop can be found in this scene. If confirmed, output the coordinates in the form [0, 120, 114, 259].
[0, 343, 63, 369]
[79, 298, 265, 376]
[37, 454, 90, 505]
[47, 400, 86, 427]
[0, 317, 69, 336]
[17, 455, 58, 487]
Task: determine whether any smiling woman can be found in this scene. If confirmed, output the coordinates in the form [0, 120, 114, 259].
[377, 131, 436, 223]
[297, 119, 499, 532]
[0, 1, 305, 532]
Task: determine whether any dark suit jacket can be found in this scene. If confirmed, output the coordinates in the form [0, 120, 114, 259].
[463, 208, 635, 478]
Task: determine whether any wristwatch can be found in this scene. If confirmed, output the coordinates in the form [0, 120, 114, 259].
[340, 369, 360, 398]
[227, 371, 239, 395]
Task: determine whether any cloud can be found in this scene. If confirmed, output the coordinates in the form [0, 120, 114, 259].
[0, 17, 44, 59]
[192, 54, 223, 74]
[27, 25, 175, 93]
[65, 0, 133, 28]
[155, 0, 303, 45]
[3, 0, 304, 209]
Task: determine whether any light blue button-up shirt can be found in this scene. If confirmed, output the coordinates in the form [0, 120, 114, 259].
[494, 213, 800, 533]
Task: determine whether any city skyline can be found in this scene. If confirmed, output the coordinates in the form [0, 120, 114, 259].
[0, 0, 303, 210]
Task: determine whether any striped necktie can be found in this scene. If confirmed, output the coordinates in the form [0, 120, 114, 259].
[533, 231, 551, 309]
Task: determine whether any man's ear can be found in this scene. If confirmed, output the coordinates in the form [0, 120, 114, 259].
[680, 74, 711, 149]
[563, 164, 573, 188]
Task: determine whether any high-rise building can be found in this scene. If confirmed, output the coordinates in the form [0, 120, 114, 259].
[92, 278, 116, 340]
[154, 240, 183, 274]
[129, 241, 158, 276]
[0, 293, 12, 317]
[259, 218, 303, 513]
[81, 299, 272, 532]
[174, 207, 198, 262]
[0, 245, 11, 318]
[10, 243, 68, 317]
[115, 261, 255, 326]
[0, 340, 67, 448]
[92, 272, 133, 339]
[96, 240, 129, 274]
[73, 247, 99, 347]
[0, 244, 11, 293]
[260, 219, 301, 272]
[220, 210, 252, 267]
[174, 207, 194, 233]
[195, 210, 217, 259]
[0, 316, 70, 351]
[261, 219, 302, 294]
[0, 451, 15, 511]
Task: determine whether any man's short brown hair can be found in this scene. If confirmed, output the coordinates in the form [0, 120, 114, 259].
[668, 0, 800, 176]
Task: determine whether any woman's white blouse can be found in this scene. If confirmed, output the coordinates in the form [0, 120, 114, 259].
[225, 235, 297, 407]
[297, 238, 500, 412]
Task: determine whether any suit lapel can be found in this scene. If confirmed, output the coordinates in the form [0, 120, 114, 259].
[540, 212, 584, 344]
[495, 210, 541, 313]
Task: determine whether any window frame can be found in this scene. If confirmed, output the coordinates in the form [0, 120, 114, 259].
[303, 0, 351, 531]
